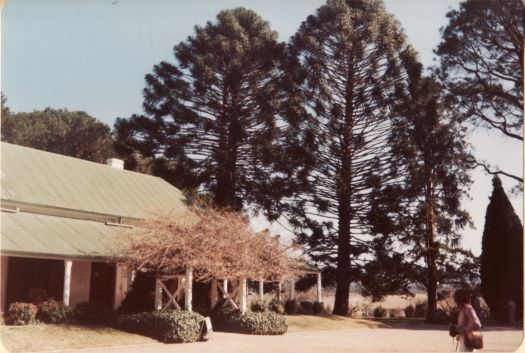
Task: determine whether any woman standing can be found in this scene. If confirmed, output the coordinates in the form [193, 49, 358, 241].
[454, 289, 482, 352]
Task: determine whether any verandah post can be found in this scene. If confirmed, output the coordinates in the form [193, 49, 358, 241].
[258, 277, 264, 300]
[239, 276, 247, 313]
[154, 278, 162, 310]
[316, 272, 322, 302]
[185, 267, 193, 311]
[63, 260, 72, 307]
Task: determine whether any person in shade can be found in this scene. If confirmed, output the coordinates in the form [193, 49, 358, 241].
[471, 290, 483, 323]
[453, 289, 482, 352]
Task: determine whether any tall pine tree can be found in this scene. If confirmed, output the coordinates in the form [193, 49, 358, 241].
[285, 0, 411, 315]
[114, 8, 296, 216]
[370, 52, 475, 322]
[481, 176, 523, 320]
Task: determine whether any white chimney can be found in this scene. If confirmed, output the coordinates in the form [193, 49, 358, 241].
[106, 158, 124, 170]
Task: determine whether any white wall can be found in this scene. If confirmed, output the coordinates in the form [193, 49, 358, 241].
[70, 260, 91, 308]
[1, 256, 8, 314]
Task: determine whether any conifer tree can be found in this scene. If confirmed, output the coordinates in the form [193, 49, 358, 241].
[481, 176, 523, 320]
[377, 53, 475, 322]
[114, 8, 296, 215]
[285, 0, 411, 315]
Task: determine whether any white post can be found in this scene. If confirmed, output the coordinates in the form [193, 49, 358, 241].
[223, 279, 228, 298]
[276, 281, 282, 302]
[239, 276, 247, 313]
[185, 267, 193, 311]
[290, 278, 296, 300]
[154, 278, 162, 310]
[316, 272, 322, 302]
[127, 269, 136, 292]
[211, 278, 218, 309]
[259, 277, 264, 300]
[63, 260, 72, 307]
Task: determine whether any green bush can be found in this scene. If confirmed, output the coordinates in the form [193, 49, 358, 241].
[267, 299, 285, 314]
[6, 302, 37, 325]
[36, 299, 71, 324]
[373, 306, 388, 318]
[284, 300, 297, 315]
[117, 272, 155, 314]
[300, 301, 314, 314]
[250, 300, 266, 312]
[312, 301, 326, 315]
[404, 305, 415, 318]
[414, 300, 428, 317]
[118, 310, 204, 343]
[239, 312, 287, 335]
[211, 301, 287, 335]
[73, 301, 115, 325]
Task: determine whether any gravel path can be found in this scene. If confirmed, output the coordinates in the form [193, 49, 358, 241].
[36, 327, 523, 353]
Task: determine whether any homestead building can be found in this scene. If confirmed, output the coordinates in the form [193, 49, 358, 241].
[0, 142, 321, 315]
[0, 142, 189, 313]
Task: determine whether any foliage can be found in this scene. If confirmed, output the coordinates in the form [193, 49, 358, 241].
[73, 302, 115, 325]
[36, 299, 71, 324]
[436, 0, 523, 183]
[238, 311, 287, 335]
[117, 310, 205, 343]
[120, 206, 304, 281]
[404, 305, 415, 318]
[117, 272, 155, 314]
[373, 306, 388, 318]
[1, 107, 114, 163]
[284, 300, 298, 315]
[389, 308, 406, 318]
[481, 176, 523, 320]
[414, 300, 428, 318]
[210, 301, 286, 335]
[312, 301, 327, 315]
[250, 300, 266, 313]
[285, 0, 414, 315]
[367, 52, 475, 322]
[267, 299, 285, 315]
[113, 7, 299, 216]
[6, 302, 38, 325]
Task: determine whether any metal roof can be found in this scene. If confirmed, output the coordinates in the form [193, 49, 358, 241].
[0, 142, 190, 258]
[1, 142, 188, 219]
[1, 211, 129, 259]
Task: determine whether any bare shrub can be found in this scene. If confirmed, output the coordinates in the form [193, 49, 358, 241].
[118, 206, 304, 281]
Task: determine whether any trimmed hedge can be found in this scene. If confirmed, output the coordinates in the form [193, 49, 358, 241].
[211, 301, 287, 335]
[250, 300, 266, 313]
[118, 310, 205, 343]
[6, 302, 38, 325]
[36, 299, 71, 324]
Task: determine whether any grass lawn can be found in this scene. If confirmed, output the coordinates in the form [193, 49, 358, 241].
[0, 324, 157, 353]
[285, 314, 388, 332]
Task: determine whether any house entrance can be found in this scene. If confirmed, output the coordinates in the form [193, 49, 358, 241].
[6, 257, 64, 308]
[89, 262, 116, 310]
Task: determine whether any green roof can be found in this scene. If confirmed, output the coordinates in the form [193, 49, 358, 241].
[1, 211, 128, 259]
[1, 142, 188, 219]
[1, 142, 189, 258]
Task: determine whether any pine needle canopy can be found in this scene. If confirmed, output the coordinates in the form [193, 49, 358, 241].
[118, 206, 305, 281]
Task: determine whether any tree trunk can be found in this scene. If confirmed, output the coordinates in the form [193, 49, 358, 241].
[424, 170, 438, 323]
[333, 198, 351, 316]
[333, 58, 355, 316]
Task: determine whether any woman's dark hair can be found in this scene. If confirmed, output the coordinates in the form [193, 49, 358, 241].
[454, 289, 471, 306]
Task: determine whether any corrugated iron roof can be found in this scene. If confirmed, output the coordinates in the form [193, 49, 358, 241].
[1, 142, 188, 219]
[1, 211, 130, 259]
[0, 142, 191, 258]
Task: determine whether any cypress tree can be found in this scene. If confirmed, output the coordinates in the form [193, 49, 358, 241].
[481, 176, 523, 320]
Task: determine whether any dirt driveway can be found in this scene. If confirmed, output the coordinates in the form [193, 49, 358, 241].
[36, 326, 523, 353]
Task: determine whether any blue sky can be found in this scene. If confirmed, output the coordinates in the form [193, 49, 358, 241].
[2, 0, 523, 256]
